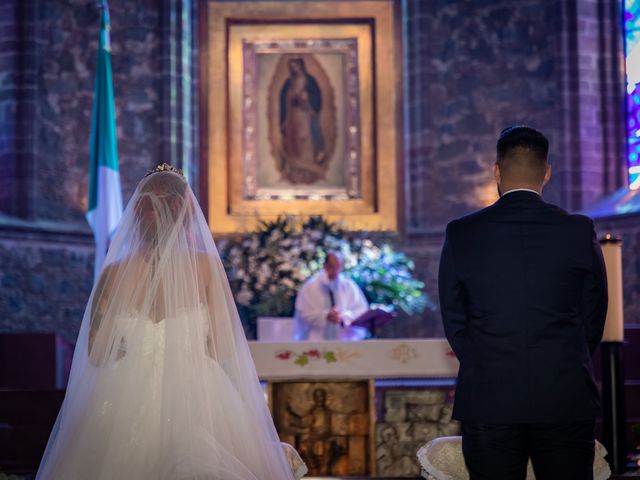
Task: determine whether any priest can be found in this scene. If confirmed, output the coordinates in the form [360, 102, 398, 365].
[294, 252, 369, 341]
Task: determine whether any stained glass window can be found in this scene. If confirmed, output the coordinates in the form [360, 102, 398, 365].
[625, 0, 640, 189]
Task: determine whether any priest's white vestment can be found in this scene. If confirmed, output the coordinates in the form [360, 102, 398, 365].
[294, 271, 369, 341]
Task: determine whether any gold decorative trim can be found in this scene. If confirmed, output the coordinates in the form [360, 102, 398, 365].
[204, 1, 400, 232]
[387, 343, 419, 364]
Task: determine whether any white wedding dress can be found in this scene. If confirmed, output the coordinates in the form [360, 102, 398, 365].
[37, 168, 302, 479]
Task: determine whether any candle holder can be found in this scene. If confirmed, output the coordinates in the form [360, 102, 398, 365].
[599, 234, 626, 474]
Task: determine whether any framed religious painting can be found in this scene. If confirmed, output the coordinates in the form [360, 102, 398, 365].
[201, 1, 401, 232]
[268, 380, 376, 476]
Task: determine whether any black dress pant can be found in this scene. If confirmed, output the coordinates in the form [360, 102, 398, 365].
[461, 421, 595, 480]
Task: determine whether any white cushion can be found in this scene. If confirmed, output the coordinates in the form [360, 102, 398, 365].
[281, 442, 308, 479]
[416, 436, 611, 480]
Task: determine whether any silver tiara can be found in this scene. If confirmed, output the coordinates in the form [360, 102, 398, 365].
[144, 163, 185, 180]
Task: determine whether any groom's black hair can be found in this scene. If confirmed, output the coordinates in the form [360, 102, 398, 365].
[496, 126, 549, 182]
[497, 126, 549, 163]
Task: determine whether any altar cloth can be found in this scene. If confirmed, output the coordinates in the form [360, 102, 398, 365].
[248, 339, 459, 381]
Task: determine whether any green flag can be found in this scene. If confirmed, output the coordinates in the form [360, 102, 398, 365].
[86, 1, 122, 282]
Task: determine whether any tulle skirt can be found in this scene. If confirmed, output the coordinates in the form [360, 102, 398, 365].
[37, 311, 292, 480]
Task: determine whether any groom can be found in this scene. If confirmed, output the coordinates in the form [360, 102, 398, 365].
[439, 126, 608, 479]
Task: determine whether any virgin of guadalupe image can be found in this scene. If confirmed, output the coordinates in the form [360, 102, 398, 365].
[279, 57, 329, 184]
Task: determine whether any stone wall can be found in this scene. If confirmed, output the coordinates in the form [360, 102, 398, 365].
[0, 0, 199, 341]
[0, 0, 635, 342]
[0, 228, 93, 343]
[404, 0, 559, 233]
[375, 387, 459, 476]
[401, 0, 623, 225]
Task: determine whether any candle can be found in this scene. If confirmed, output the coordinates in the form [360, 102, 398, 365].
[600, 235, 624, 342]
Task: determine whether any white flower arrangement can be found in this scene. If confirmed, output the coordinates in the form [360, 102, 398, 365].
[221, 216, 432, 336]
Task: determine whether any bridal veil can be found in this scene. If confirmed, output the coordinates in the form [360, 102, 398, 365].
[37, 168, 297, 479]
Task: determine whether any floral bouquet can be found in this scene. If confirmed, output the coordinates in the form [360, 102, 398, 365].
[221, 216, 433, 337]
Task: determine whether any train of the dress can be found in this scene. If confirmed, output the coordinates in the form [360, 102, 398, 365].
[37, 309, 303, 479]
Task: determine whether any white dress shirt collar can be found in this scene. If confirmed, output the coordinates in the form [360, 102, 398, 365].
[502, 188, 541, 197]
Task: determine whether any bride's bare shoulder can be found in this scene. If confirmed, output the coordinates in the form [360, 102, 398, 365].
[105, 257, 140, 272]
[96, 263, 117, 287]
[97, 256, 147, 284]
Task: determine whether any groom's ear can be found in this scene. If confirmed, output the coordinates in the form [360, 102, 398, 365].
[494, 163, 501, 184]
[543, 164, 551, 187]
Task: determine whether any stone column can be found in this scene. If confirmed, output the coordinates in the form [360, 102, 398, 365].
[0, 0, 37, 220]
[552, 0, 626, 211]
[158, 0, 200, 201]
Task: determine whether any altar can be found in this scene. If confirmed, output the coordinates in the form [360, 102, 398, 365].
[248, 339, 459, 381]
[249, 340, 460, 477]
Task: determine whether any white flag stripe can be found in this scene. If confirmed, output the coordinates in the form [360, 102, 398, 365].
[86, 165, 123, 280]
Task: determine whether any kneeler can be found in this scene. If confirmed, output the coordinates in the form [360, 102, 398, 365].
[416, 436, 611, 480]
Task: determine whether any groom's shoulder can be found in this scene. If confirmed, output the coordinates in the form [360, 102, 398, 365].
[562, 212, 596, 234]
[445, 202, 594, 239]
[543, 200, 595, 229]
[446, 204, 496, 231]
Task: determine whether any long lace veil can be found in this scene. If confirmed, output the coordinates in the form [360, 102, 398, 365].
[37, 170, 295, 479]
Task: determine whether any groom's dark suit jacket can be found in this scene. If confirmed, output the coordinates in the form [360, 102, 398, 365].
[439, 190, 608, 424]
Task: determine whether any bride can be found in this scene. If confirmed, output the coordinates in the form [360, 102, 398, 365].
[37, 165, 305, 479]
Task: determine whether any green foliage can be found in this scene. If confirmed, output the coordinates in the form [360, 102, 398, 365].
[323, 351, 337, 363]
[294, 355, 309, 366]
[222, 216, 433, 336]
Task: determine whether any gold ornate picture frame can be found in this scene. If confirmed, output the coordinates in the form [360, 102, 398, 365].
[202, 1, 401, 232]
